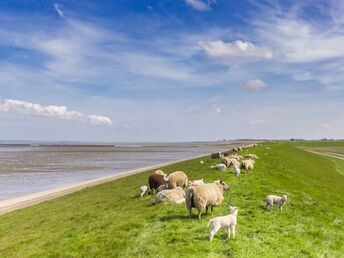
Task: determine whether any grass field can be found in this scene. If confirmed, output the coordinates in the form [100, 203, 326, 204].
[0, 142, 344, 257]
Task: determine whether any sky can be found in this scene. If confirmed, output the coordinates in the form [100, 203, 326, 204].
[0, 0, 343, 142]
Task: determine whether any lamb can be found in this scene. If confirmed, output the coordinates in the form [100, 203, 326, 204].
[165, 171, 188, 189]
[155, 187, 185, 204]
[245, 154, 259, 159]
[185, 180, 229, 219]
[211, 152, 222, 159]
[189, 179, 204, 187]
[208, 206, 239, 241]
[241, 159, 255, 171]
[232, 163, 241, 177]
[148, 173, 167, 194]
[210, 163, 227, 172]
[265, 195, 288, 211]
[140, 185, 148, 197]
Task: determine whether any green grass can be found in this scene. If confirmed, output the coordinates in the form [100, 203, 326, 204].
[1, 143, 344, 257]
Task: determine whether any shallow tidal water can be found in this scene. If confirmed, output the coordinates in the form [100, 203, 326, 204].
[0, 142, 233, 201]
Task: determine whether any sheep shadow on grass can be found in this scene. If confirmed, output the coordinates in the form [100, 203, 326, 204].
[159, 214, 190, 222]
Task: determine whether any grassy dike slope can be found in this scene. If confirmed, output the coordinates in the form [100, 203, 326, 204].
[0, 143, 343, 257]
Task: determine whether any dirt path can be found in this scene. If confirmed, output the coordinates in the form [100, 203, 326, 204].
[0, 154, 206, 215]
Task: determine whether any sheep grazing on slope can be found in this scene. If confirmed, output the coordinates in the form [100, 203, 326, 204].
[241, 159, 255, 171]
[210, 164, 227, 172]
[232, 147, 239, 152]
[140, 185, 148, 197]
[186, 180, 229, 219]
[245, 154, 259, 159]
[148, 173, 167, 194]
[211, 152, 222, 159]
[155, 187, 185, 204]
[232, 163, 241, 177]
[165, 171, 188, 189]
[229, 154, 243, 160]
[238, 146, 243, 152]
[189, 179, 204, 187]
[208, 206, 239, 241]
[265, 195, 288, 211]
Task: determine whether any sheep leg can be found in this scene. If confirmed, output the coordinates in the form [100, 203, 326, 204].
[227, 227, 231, 239]
[210, 206, 214, 215]
[231, 225, 236, 239]
[189, 209, 192, 219]
[206, 206, 208, 215]
[209, 226, 219, 241]
[198, 210, 202, 220]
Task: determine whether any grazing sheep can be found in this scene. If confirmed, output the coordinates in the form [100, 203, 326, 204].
[155, 187, 185, 204]
[241, 159, 255, 171]
[208, 206, 239, 241]
[211, 164, 227, 172]
[140, 185, 148, 197]
[148, 173, 167, 194]
[165, 171, 189, 189]
[186, 180, 229, 219]
[189, 179, 204, 187]
[232, 147, 238, 152]
[156, 184, 169, 193]
[229, 154, 243, 160]
[245, 154, 259, 159]
[211, 152, 222, 159]
[200, 160, 204, 164]
[232, 163, 241, 177]
[265, 195, 288, 211]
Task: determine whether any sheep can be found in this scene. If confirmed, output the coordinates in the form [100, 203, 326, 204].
[185, 180, 229, 219]
[165, 171, 188, 189]
[200, 160, 204, 164]
[140, 185, 148, 197]
[265, 195, 288, 211]
[245, 154, 259, 159]
[211, 152, 222, 159]
[229, 154, 243, 160]
[222, 157, 239, 168]
[155, 187, 185, 204]
[232, 163, 241, 177]
[241, 159, 255, 171]
[189, 179, 204, 187]
[232, 147, 238, 152]
[208, 206, 239, 241]
[148, 173, 167, 194]
[210, 164, 227, 172]
[238, 146, 243, 152]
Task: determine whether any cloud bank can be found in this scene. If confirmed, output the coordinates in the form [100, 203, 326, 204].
[241, 79, 267, 90]
[0, 99, 112, 126]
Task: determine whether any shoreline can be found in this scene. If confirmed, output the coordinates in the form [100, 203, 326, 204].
[0, 153, 207, 215]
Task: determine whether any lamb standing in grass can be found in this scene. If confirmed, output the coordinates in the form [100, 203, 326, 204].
[208, 206, 239, 241]
[140, 185, 148, 197]
[211, 164, 227, 171]
[265, 195, 288, 211]
[155, 187, 185, 204]
[186, 180, 229, 219]
[232, 163, 241, 177]
[241, 159, 255, 171]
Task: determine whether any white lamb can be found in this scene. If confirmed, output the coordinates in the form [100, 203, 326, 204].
[189, 179, 204, 187]
[265, 195, 288, 211]
[207, 206, 239, 241]
[210, 164, 227, 172]
[232, 164, 241, 177]
[140, 185, 148, 197]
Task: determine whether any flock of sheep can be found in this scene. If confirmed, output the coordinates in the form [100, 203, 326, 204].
[139, 143, 288, 241]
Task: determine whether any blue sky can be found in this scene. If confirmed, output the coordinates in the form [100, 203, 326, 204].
[0, 0, 343, 141]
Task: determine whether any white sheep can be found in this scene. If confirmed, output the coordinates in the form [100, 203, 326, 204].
[189, 179, 204, 187]
[232, 163, 241, 177]
[155, 187, 185, 204]
[208, 206, 239, 241]
[185, 180, 229, 219]
[210, 164, 227, 172]
[165, 171, 189, 189]
[265, 195, 288, 211]
[241, 159, 255, 171]
[140, 185, 148, 197]
[245, 154, 259, 159]
[200, 160, 204, 164]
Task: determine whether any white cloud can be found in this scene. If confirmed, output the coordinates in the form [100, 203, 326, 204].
[53, 3, 65, 18]
[185, 0, 215, 11]
[88, 115, 113, 126]
[241, 79, 267, 90]
[212, 104, 221, 114]
[249, 120, 265, 125]
[0, 99, 112, 126]
[200, 40, 273, 63]
[322, 123, 331, 129]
